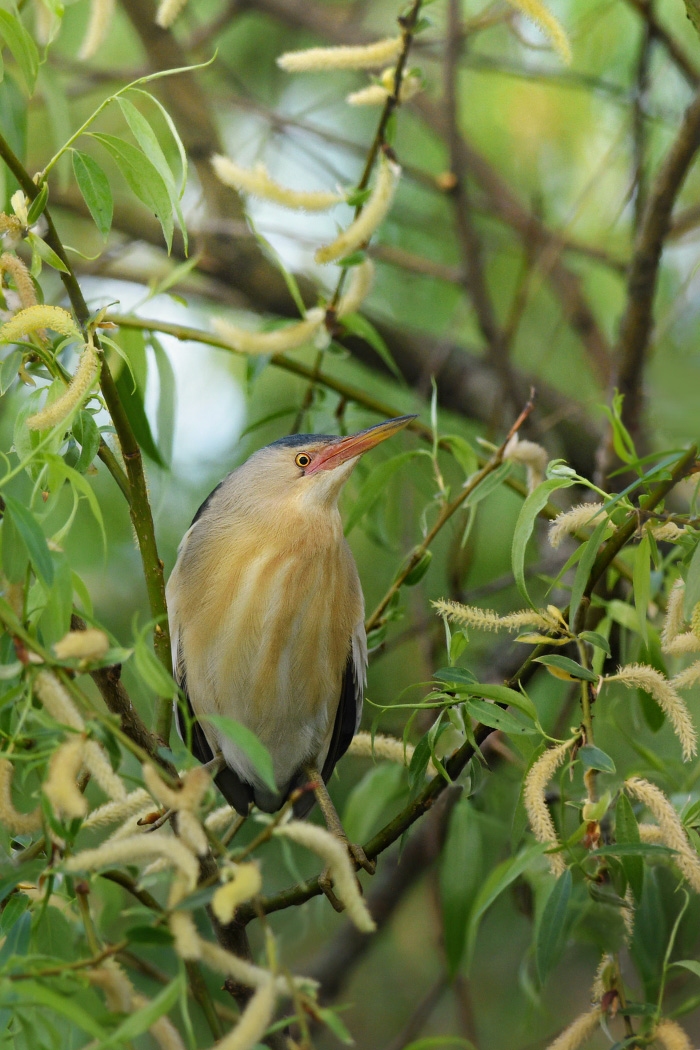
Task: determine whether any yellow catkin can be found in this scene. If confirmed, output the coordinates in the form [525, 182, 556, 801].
[523, 739, 576, 877]
[211, 155, 343, 211]
[212, 863, 262, 924]
[347, 731, 414, 766]
[142, 763, 210, 813]
[0, 305, 81, 344]
[0, 213, 22, 241]
[0, 759, 42, 834]
[65, 832, 200, 890]
[336, 259, 375, 317]
[638, 822, 666, 844]
[673, 660, 700, 691]
[651, 522, 687, 542]
[79, 0, 115, 60]
[53, 628, 109, 661]
[43, 737, 88, 820]
[169, 910, 202, 960]
[198, 938, 317, 995]
[433, 598, 558, 633]
[605, 665, 697, 761]
[83, 788, 152, 829]
[548, 502, 606, 549]
[87, 960, 134, 1013]
[204, 803, 237, 833]
[136, 997, 186, 1050]
[275, 822, 376, 932]
[316, 156, 400, 265]
[503, 435, 549, 492]
[590, 954, 613, 1004]
[544, 1008, 600, 1050]
[0, 254, 36, 309]
[155, 0, 190, 28]
[278, 36, 402, 73]
[33, 670, 84, 730]
[625, 777, 700, 893]
[177, 810, 209, 856]
[82, 739, 127, 802]
[505, 0, 571, 63]
[27, 341, 100, 430]
[660, 578, 699, 656]
[654, 1019, 693, 1050]
[347, 70, 422, 106]
[214, 978, 276, 1050]
[212, 309, 325, 355]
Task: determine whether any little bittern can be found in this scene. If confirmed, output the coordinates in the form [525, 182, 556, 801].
[166, 415, 414, 821]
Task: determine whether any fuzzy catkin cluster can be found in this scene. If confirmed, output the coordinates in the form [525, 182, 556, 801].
[523, 738, 576, 876]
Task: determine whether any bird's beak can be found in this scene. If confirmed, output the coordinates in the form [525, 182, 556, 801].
[306, 415, 416, 474]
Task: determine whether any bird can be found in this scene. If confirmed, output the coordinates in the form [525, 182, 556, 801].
[166, 415, 415, 832]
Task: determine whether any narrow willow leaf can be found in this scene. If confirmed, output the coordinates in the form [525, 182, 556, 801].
[465, 699, 537, 735]
[341, 312, 403, 381]
[440, 798, 482, 976]
[684, 537, 700, 620]
[3, 494, 53, 585]
[534, 655, 597, 682]
[633, 532, 651, 645]
[72, 151, 113, 239]
[569, 517, 608, 630]
[579, 631, 611, 655]
[344, 450, 424, 534]
[0, 11, 39, 95]
[26, 232, 69, 273]
[92, 133, 173, 251]
[72, 410, 101, 473]
[616, 792, 643, 901]
[151, 336, 176, 467]
[114, 363, 166, 468]
[131, 88, 188, 196]
[578, 744, 615, 773]
[466, 843, 547, 966]
[670, 959, 700, 980]
[97, 975, 183, 1048]
[512, 477, 574, 605]
[204, 714, 277, 793]
[343, 763, 406, 843]
[536, 869, 572, 982]
[449, 681, 537, 722]
[9, 981, 106, 1038]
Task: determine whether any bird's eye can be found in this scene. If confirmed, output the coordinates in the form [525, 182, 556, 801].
[295, 452, 311, 468]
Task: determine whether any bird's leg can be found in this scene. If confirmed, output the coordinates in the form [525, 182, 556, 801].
[304, 764, 376, 888]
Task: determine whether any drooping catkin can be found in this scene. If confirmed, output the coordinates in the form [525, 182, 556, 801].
[651, 522, 687, 542]
[79, 0, 115, 60]
[347, 731, 414, 766]
[604, 665, 697, 761]
[212, 862, 262, 924]
[336, 259, 375, 317]
[87, 960, 134, 1013]
[315, 155, 400, 265]
[347, 69, 422, 106]
[625, 777, 700, 893]
[155, 0, 189, 28]
[654, 1019, 693, 1050]
[83, 788, 152, 829]
[433, 597, 558, 633]
[277, 37, 402, 73]
[27, 340, 100, 430]
[169, 909, 202, 960]
[543, 1008, 600, 1050]
[65, 832, 200, 890]
[43, 737, 88, 820]
[505, 0, 571, 63]
[215, 977, 276, 1050]
[198, 938, 318, 995]
[33, 670, 85, 730]
[142, 763, 209, 813]
[82, 739, 127, 801]
[590, 954, 613, 1004]
[523, 738, 576, 876]
[205, 803, 236, 833]
[0, 759, 42, 834]
[275, 822, 376, 932]
[0, 253, 36, 309]
[53, 628, 109, 661]
[548, 502, 606, 549]
[0, 305, 81, 344]
[212, 308, 325, 355]
[503, 434, 549, 492]
[673, 660, 700, 691]
[661, 578, 699, 656]
[211, 155, 344, 211]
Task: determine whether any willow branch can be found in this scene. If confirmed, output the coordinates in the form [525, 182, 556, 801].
[0, 130, 173, 742]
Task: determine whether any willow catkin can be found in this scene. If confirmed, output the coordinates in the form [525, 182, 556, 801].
[548, 502, 606, 549]
[79, 0, 115, 60]
[33, 670, 84, 730]
[214, 978, 276, 1050]
[83, 789, 152, 829]
[169, 910, 202, 960]
[27, 341, 100, 431]
[0, 759, 42, 834]
[625, 777, 700, 893]
[82, 739, 127, 801]
[336, 259, 375, 317]
[605, 665, 697, 761]
[211, 155, 343, 211]
[0, 253, 36, 309]
[53, 628, 109, 661]
[277, 37, 402, 73]
[523, 739, 576, 876]
[315, 156, 400, 265]
[0, 305, 80, 344]
[503, 434, 549, 492]
[43, 737, 88, 820]
[65, 832, 200, 890]
[544, 1008, 600, 1050]
[212, 309, 325, 355]
[198, 938, 317, 995]
[212, 862, 262, 924]
[347, 731, 414, 766]
[155, 0, 189, 28]
[433, 598, 558, 633]
[505, 0, 571, 63]
[654, 1019, 693, 1050]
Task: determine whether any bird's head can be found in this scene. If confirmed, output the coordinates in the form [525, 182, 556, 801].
[240, 415, 416, 515]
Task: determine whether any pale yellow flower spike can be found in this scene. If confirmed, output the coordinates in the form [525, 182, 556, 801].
[34, 670, 85, 731]
[198, 938, 318, 996]
[625, 777, 700, 893]
[82, 739, 127, 802]
[433, 597, 558, 633]
[0, 305, 81, 344]
[155, 0, 190, 29]
[336, 259, 375, 318]
[654, 1019, 693, 1050]
[79, 0, 115, 61]
[169, 910, 202, 960]
[544, 1008, 600, 1050]
[0, 759, 42, 834]
[523, 738, 576, 876]
[212, 862, 263, 924]
[212, 309, 325, 355]
[506, 0, 572, 63]
[83, 788, 152, 829]
[348, 731, 414, 766]
[503, 434, 549, 492]
[548, 502, 606, 549]
[65, 832, 200, 891]
[89, 961, 187, 1050]
[661, 578, 699, 655]
[316, 155, 400, 265]
[278, 36, 402, 73]
[211, 155, 344, 212]
[275, 822, 376, 932]
[214, 977, 276, 1050]
[53, 628, 109, 661]
[673, 660, 700, 691]
[0, 253, 36, 309]
[347, 69, 422, 107]
[43, 737, 88, 820]
[604, 664, 697, 761]
[27, 340, 100, 431]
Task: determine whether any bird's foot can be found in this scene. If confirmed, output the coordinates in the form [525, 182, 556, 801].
[318, 866, 346, 913]
[348, 842, 376, 876]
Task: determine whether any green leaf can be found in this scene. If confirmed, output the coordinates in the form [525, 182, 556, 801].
[114, 355, 166, 467]
[343, 762, 406, 845]
[633, 532, 651, 646]
[125, 923, 174, 945]
[433, 667, 478, 687]
[466, 843, 547, 966]
[26, 232, 69, 273]
[402, 549, 432, 586]
[536, 869, 572, 982]
[340, 312, 403, 381]
[0, 11, 39, 95]
[464, 462, 512, 508]
[589, 843, 676, 857]
[569, 518, 608, 630]
[72, 151, 113, 239]
[616, 793, 643, 901]
[579, 631, 611, 655]
[345, 450, 424, 534]
[512, 478, 574, 605]
[578, 745, 615, 774]
[684, 537, 700, 620]
[151, 336, 176, 466]
[1, 503, 28, 583]
[9, 981, 106, 1039]
[440, 797, 482, 976]
[131, 88, 189, 197]
[26, 181, 48, 225]
[670, 959, 700, 980]
[96, 975, 183, 1047]
[91, 133, 174, 251]
[534, 655, 598, 682]
[637, 634, 667, 732]
[72, 410, 101, 473]
[203, 714, 277, 794]
[0, 349, 22, 394]
[134, 625, 177, 697]
[316, 1006, 355, 1046]
[465, 699, 537, 735]
[2, 495, 53, 586]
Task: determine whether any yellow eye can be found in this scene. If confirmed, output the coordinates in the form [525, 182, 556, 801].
[295, 452, 311, 468]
